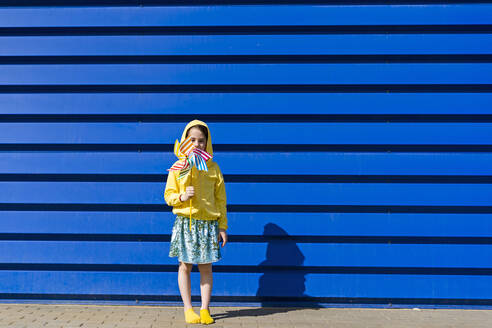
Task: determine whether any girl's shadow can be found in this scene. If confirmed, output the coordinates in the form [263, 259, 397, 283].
[214, 223, 320, 320]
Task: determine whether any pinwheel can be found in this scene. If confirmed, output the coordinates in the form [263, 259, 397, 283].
[168, 136, 212, 230]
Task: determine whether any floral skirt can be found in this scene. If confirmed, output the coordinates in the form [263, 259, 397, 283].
[169, 215, 221, 264]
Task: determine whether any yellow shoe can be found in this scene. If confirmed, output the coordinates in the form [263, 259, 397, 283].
[200, 309, 214, 325]
[184, 308, 201, 324]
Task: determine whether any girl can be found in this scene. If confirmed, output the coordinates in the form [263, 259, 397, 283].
[164, 120, 228, 325]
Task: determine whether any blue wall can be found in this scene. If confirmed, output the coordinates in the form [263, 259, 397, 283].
[0, 1, 492, 306]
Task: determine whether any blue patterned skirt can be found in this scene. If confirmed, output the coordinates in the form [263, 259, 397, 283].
[168, 215, 221, 264]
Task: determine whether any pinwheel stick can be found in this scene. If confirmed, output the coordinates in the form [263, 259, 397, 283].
[189, 168, 192, 231]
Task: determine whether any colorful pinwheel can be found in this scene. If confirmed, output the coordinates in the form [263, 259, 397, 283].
[167, 136, 212, 229]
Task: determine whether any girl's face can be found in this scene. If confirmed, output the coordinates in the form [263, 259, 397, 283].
[187, 127, 207, 151]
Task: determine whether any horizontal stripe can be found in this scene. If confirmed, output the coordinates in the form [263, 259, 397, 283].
[1, 144, 492, 152]
[2, 35, 492, 56]
[1, 264, 492, 275]
[1, 234, 492, 244]
[2, 93, 492, 115]
[0, 212, 489, 237]
[0, 123, 491, 144]
[1, 84, 492, 93]
[1, 182, 492, 206]
[3, 114, 492, 123]
[0, 242, 490, 267]
[0, 271, 491, 298]
[2, 25, 492, 37]
[2, 152, 492, 176]
[0, 203, 491, 213]
[1, 64, 492, 84]
[1, 55, 492, 64]
[1, 5, 491, 28]
[1, 174, 492, 183]
[2, 93, 491, 115]
[3, 1, 492, 7]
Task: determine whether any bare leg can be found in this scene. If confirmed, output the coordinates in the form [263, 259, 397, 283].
[198, 263, 213, 310]
[178, 262, 193, 310]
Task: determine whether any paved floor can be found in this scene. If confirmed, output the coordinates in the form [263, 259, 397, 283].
[0, 303, 490, 328]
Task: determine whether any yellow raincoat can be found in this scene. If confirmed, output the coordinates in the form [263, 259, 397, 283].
[164, 120, 228, 230]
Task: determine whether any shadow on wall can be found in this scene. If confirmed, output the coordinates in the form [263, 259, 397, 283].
[256, 223, 320, 307]
[213, 223, 320, 320]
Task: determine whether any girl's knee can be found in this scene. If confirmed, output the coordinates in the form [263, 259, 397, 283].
[197, 263, 212, 273]
[179, 262, 193, 273]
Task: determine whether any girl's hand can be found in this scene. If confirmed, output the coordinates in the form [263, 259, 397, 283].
[218, 229, 228, 247]
[180, 186, 195, 202]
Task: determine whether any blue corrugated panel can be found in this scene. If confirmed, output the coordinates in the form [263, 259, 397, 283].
[0, 3, 491, 306]
[1, 5, 491, 27]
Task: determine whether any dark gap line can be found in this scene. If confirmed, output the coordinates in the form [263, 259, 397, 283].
[2, 174, 492, 183]
[231, 205, 492, 214]
[2, 114, 492, 123]
[2, 55, 492, 64]
[3, 1, 492, 7]
[0, 293, 490, 306]
[228, 175, 492, 183]
[0, 263, 491, 275]
[1, 144, 492, 152]
[1, 84, 492, 93]
[203, 235, 492, 244]
[1, 233, 492, 244]
[1, 25, 492, 37]
[0, 203, 492, 213]
[218, 296, 492, 306]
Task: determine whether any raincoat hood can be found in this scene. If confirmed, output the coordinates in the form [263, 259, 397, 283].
[180, 120, 213, 157]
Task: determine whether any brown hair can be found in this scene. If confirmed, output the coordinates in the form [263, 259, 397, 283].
[186, 124, 208, 142]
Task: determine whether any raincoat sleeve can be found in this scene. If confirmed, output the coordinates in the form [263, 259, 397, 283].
[215, 165, 228, 230]
[164, 170, 184, 207]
